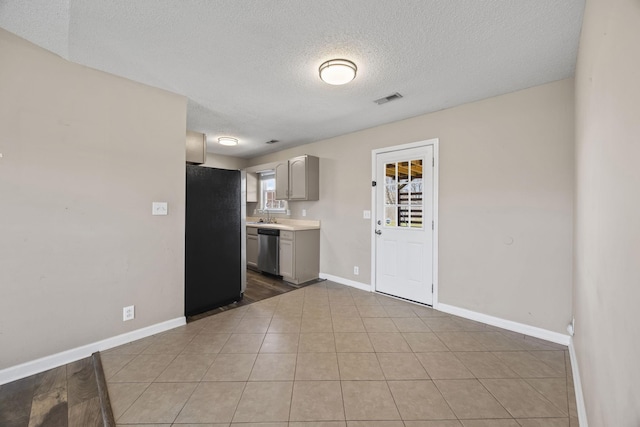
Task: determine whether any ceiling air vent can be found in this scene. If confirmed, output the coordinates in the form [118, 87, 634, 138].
[265, 139, 279, 144]
[374, 92, 403, 105]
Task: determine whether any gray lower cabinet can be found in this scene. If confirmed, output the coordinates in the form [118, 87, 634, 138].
[279, 229, 320, 284]
[246, 227, 258, 270]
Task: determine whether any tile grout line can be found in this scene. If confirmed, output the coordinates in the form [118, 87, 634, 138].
[229, 306, 268, 424]
[442, 375, 515, 422]
[286, 292, 302, 422]
[487, 346, 573, 418]
[110, 381, 153, 424]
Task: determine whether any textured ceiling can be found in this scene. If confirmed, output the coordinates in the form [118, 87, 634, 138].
[0, 0, 585, 158]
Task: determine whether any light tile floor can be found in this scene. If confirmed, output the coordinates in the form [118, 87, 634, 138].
[102, 280, 579, 426]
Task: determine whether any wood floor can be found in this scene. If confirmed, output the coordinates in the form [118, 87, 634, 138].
[187, 268, 323, 321]
[0, 354, 111, 427]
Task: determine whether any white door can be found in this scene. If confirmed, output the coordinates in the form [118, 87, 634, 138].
[374, 145, 434, 305]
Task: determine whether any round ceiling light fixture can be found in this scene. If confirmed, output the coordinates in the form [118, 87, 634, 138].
[218, 137, 238, 146]
[319, 59, 357, 85]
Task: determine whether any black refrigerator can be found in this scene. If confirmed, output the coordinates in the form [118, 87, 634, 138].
[185, 165, 243, 317]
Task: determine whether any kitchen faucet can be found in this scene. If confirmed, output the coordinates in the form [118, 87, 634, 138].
[259, 209, 277, 224]
[267, 210, 277, 224]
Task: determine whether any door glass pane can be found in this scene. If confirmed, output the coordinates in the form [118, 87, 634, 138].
[384, 206, 397, 227]
[409, 159, 424, 228]
[385, 163, 396, 184]
[398, 161, 409, 180]
[410, 207, 423, 228]
[385, 185, 397, 204]
[398, 161, 409, 205]
[410, 159, 423, 205]
[398, 206, 410, 227]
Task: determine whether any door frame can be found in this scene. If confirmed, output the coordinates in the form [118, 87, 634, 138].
[370, 138, 440, 307]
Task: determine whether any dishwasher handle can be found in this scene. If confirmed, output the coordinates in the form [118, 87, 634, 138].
[257, 228, 280, 236]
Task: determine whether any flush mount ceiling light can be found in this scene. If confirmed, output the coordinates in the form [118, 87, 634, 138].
[218, 137, 238, 146]
[319, 59, 357, 85]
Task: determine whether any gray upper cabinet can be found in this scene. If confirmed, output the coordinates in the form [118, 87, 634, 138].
[185, 130, 206, 164]
[274, 155, 320, 202]
[288, 155, 319, 200]
[275, 161, 289, 200]
[246, 171, 259, 203]
[252, 155, 319, 202]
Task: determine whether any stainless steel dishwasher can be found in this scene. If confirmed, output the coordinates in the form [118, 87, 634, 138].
[257, 228, 280, 275]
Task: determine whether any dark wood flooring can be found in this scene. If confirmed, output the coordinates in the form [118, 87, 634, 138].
[188, 269, 323, 321]
[0, 354, 111, 427]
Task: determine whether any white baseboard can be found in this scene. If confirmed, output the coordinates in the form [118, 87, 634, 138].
[568, 338, 589, 426]
[437, 303, 571, 346]
[319, 273, 371, 292]
[0, 317, 185, 385]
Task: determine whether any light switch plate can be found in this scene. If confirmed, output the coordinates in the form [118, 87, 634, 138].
[302, 209, 307, 217]
[363, 210, 371, 219]
[152, 202, 168, 215]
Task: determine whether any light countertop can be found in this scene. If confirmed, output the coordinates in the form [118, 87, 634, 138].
[246, 218, 320, 231]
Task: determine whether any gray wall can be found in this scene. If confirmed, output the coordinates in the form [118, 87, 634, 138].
[574, 0, 640, 424]
[0, 29, 187, 369]
[248, 79, 575, 334]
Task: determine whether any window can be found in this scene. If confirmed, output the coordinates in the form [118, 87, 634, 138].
[384, 158, 423, 228]
[259, 172, 287, 212]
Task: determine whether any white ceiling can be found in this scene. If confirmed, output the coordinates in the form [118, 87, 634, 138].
[0, 0, 585, 159]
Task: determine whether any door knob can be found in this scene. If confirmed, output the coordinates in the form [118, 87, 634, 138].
[375, 230, 382, 235]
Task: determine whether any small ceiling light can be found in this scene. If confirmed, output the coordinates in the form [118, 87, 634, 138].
[218, 137, 238, 146]
[319, 59, 357, 85]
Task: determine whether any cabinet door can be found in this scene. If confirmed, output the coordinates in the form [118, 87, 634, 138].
[279, 238, 294, 280]
[288, 156, 307, 200]
[275, 161, 289, 200]
[246, 172, 259, 203]
[247, 234, 258, 268]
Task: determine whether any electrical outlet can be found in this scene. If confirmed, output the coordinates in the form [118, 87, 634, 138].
[302, 209, 307, 217]
[123, 305, 135, 321]
[567, 317, 575, 336]
[354, 266, 359, 275]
